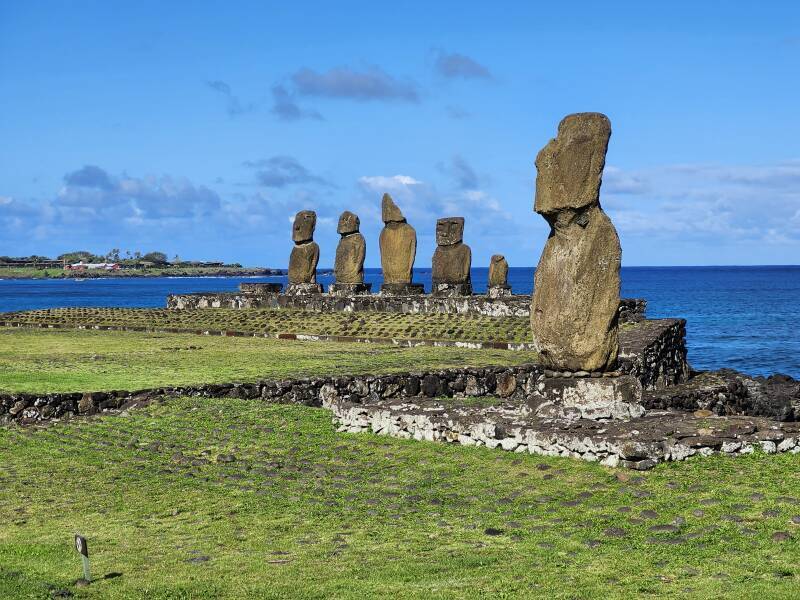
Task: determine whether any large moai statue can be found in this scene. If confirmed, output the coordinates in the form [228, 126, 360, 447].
[531, 112, 621, 372]
[487, 254, 512, 298]
[330, 210, 371, 296]
[379, 193, 423, 295]
[287, 209, 323, 295]
[431, 217, 472, 296]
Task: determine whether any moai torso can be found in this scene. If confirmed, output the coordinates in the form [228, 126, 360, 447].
[288, 210, 319, 284]
[431, 217, 471, 284]
[488, 255, 509, 287]
[379, 194, 417, 284]
[289, 242, 320, 284]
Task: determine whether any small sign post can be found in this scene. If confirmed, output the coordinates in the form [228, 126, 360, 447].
[74, 534, 91, 583]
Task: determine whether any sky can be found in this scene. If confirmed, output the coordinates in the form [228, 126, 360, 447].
[1, 1, 799, 267]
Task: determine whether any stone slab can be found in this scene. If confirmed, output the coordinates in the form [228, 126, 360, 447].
[285, 283, 324, 296]
[240, 283, 283, 295]
[329, 283, 373, 296]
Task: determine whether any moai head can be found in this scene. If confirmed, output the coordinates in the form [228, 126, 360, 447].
[381, 193, 405, 224]
[292, 210, 317, 243]
[337, 211, 360, 235]
[490, 254, 505, 268]
[534, 112, 611, 216]
[435, 217, 465, 246]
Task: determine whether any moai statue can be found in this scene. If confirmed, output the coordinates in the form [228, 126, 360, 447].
[487, 254, 512, 298]
[379, 194, 423, 295]
[330, 210, 371, 296]
[531, 113, 621, 371]
[286, 209, 323, 295]
[431, 217, 472, 296]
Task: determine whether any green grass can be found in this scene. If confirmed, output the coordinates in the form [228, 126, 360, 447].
[1, 307, 535, 343]
[0, 328, 538, 394]
[2, 398, 800, 598]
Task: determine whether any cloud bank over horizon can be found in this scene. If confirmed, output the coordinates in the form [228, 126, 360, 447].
[3, 155, 799, 267]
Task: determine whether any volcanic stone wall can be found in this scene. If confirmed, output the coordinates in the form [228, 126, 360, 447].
[167, 291, 647, 323]
[328, 396, 800, 470]
[618, 319, 689, 390]
[0, 364, 543, 426]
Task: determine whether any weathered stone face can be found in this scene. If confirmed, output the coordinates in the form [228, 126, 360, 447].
[435, 217, 464, 246]
[381, 193, 405, 223]
[432, 217, 470, 285]
[335, 232, 366, 284]
[488, 255, 509, 287]
[432, 244, 471, 285]
[337, 211, 360, 235]
[535, 113, 611, 215]
[288, 241, 320, 284]
[531, 113, 620, 372]
[292, 210, 317, 243]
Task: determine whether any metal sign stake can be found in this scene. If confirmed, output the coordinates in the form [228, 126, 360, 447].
[74, 534, 91, 583]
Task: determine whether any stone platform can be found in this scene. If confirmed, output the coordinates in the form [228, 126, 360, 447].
[168, 288, 647, 322]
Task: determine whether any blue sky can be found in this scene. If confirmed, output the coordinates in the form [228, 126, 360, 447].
[1, 1, 799, 267]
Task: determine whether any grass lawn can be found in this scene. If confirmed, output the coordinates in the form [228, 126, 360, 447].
[1, 307, 535, 343]
[0, 328, 538, 394]
[2, 397, 800, 598]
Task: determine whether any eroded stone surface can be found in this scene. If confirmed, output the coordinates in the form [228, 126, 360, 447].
[379, 194, 417, 284]
[292, 210, 317, 243]
[535, 375, 645, 421]
[534, 113, 611, 214]
[531, 113, 620, 372]
[289, 210, 319, 284]
[288, 243, 320, 284]
[334, 211, 366, 284]
[488, 255, 509, 288]
[432, 217, 471, 290]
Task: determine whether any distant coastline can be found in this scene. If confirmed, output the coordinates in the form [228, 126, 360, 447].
[0, 266, 286, 280]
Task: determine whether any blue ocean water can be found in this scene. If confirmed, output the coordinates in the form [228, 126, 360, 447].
[0, 266, 797, 378]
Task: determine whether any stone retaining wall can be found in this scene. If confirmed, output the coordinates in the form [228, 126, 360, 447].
[167, 290, 647, 323]
[327, 396, 800, 470]
[618, 319, 689, 389]
[0, 318, 690, 426]
[644, 370, 799, 421]
[0, 363, 544, 426]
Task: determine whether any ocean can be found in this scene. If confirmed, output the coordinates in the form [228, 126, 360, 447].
[0, 266, 797, 379]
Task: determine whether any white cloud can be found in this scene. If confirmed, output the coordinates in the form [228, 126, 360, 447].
[603, 160, 800, 246]
[358, 175, 422, 190]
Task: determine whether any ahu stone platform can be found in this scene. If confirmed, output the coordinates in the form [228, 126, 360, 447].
[167, 287, 647, 323]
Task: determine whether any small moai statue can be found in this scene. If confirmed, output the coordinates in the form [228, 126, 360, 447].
[487, 254, 512, 298]
[286, 210, 323, 295]
[330, 210, 371, 296]
[431, 216, 472, 296]
[379, 193, 423, 295]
